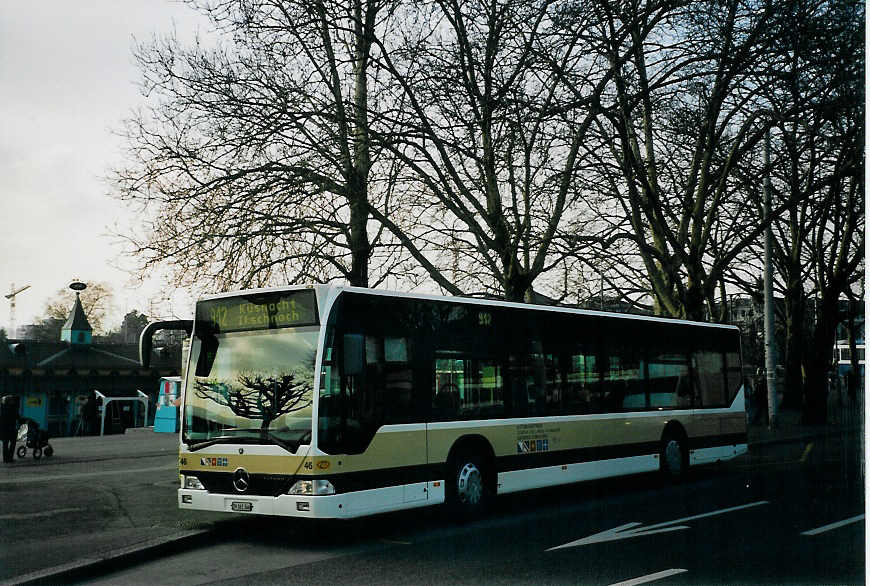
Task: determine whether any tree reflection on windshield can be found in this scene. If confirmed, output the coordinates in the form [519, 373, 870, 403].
[194, 372, 312, 434]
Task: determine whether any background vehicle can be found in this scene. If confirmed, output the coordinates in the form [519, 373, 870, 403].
[141, 285, 746, 519]
[833, 340, 865, 381]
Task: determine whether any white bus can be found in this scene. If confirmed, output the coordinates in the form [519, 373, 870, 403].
[142, 285, 747, 519]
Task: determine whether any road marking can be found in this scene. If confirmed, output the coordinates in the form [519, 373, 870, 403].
[610, 568, 688, 586]
[0, 507, 85, 520]
[547, 501, 769, 550]
[801, 514, 864, 536]
[800, 443, 813, 462]
[0, 464, 176, 485]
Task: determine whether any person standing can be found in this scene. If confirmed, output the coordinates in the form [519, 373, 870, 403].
[1, 395, 21, 463]
[82, 393, 98, 436]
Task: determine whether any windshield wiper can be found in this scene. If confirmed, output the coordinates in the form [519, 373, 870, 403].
[260, 432, 295, 453]
[185, 431, 310, 453]
[184, 436, 261, 452]
[261, 430, 311, 454]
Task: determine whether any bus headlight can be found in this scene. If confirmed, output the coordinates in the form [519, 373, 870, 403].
[289, 479, 335, 496]
[183, 475, 206, 490]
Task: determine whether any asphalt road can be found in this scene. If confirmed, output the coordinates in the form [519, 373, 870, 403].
[82, 431, 864, 585]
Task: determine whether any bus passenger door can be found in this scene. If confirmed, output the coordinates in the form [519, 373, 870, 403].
[376, 338, 429, 505]
[395, 359, 428, 504]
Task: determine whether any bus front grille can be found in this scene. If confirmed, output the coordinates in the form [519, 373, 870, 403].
[194, 471, 295, 497]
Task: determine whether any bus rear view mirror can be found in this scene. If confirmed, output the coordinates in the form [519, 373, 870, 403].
[139, 320, 192, 367]
[343, 334, 365, 376]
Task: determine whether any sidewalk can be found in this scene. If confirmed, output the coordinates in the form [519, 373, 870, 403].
[1, 426, 179, 469]
[747, 394, 864, 447]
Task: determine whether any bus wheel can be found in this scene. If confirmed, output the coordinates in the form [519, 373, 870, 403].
[448, 452, 490, 519]
[661, 432, 687, 480]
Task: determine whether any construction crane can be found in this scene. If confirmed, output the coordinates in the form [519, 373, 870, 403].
[5, 283, 31, 338]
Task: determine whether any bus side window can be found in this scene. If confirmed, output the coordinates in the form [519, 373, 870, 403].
[506, 348, 546, 417]
[433, 356, 505, 421]
[648, 351, 691, 409]
[469, 361, 504, 419]
[724, 350, 742, 405]
[562, 352, 599, 415]
[606, 350, 646, 411]
[693, 351, 726, 407]
[320, 330, 383, 453]
[541, 354, 561, 416]
[433, 357, 462, 420]
[382, 337, 414, 424]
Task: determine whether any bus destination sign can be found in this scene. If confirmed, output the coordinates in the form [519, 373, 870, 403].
[197, 290, 319, 333]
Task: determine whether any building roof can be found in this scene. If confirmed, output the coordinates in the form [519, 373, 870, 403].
[62, 294, 92, 333]
[0, 340, 181, 372]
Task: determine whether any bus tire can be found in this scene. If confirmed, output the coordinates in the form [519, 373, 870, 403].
[660, 429, 688, 481]
[446, 450, 491, 520]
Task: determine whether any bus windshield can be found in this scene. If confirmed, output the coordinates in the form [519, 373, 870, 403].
[182, 291, 320, 452]
[183, 328, 319, 451]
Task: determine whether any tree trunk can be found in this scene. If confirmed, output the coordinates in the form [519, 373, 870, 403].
[346, 0, 372, 289]
[781, 288, 806, 409]
[683, 278, 707, 322]
[503, 269, 533, 304]
[803, 296, 838, 424]
[846, 305, 859, 401]
[347, 179, 371, 288]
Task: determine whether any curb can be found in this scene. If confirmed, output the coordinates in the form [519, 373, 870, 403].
[2, 529, 214, 586]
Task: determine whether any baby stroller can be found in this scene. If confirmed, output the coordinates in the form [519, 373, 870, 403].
[16, 418, 53, 460]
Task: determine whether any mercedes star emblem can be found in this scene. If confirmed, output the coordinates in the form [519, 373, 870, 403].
[232, 468, 250, 493]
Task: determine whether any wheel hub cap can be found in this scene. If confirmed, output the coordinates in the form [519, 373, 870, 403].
[665, 440, 682, 474]
[457, 462, 483, 505]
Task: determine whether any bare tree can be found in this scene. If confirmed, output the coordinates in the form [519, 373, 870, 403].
[794, 0, 863, 424]
[727, 0, 863, 422]
[368, 0, 613, 302]
[574, 0, 809, 321]
[112, 0, 408, 293]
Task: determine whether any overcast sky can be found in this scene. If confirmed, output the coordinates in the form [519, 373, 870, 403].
[0, 1, 209, 333]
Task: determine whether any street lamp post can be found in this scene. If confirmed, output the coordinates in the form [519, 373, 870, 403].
[763, 132, 777, 429]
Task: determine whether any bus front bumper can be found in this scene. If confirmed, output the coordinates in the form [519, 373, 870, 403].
[178, 488, 346, 518]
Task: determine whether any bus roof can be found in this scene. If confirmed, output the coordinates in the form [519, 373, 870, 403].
[196, 283, 739, 333]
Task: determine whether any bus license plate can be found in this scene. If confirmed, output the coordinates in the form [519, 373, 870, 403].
[231, 501, 253, 512]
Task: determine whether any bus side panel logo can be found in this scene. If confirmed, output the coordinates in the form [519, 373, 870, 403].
[517, 440, 548, 454]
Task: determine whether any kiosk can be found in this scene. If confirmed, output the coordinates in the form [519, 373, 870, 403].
[153, 377, 181, 433]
